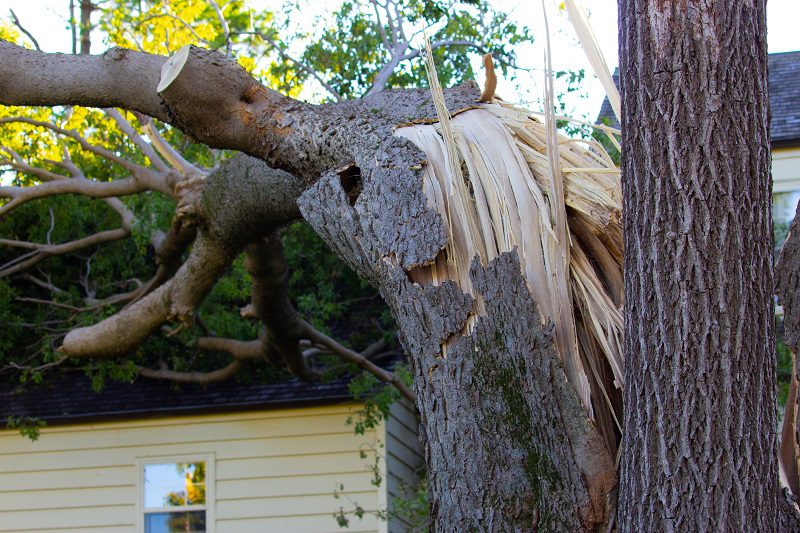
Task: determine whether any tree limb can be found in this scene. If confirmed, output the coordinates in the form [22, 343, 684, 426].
[0, 228, 130, 278]
[0, 116, 151, 176]
[133, 112, 203, 178]
[138, 360, 243, 384]
[60, 231, 235, 358]
[104, 108, 169, 173]
[0, 41, 480, 183]
[0, 176, 146, 218]
[245, 233, 317, 380]
[0, 41, 170, 121]
[195, 336, 263, 359]
[58, 155, 304, 359]
[301, 319, 414, 403]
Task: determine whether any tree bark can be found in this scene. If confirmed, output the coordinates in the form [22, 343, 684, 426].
[79, 0, 93, 55]
[618, 1, 779, 530]
[299, 166, 616, 530]
[0, 41, 619, 529]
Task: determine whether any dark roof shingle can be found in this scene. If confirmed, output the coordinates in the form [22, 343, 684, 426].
[0, 369, 368, 424]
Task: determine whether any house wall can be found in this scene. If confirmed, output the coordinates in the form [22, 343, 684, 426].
[0, 403, 391, 533]
[384, 400, 425, 533]
[774, 147, 800, 193]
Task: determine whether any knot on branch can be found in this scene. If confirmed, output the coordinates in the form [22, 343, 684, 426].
[173, 174, 207, 227]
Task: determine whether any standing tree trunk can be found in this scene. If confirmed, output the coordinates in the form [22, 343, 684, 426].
[618, 1, 778, 530]
[79, 0, 93, 55]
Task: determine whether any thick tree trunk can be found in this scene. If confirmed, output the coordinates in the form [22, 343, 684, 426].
[618, 1, 779, 530]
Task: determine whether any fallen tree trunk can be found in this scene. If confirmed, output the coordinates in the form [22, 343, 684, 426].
[0, 40, 616, 529]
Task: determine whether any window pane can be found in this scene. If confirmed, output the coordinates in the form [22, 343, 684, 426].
[144, 511, 206, 533]
[144, 462, 206, 508]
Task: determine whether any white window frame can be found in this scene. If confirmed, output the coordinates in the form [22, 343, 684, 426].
[136, 453, 215, 533]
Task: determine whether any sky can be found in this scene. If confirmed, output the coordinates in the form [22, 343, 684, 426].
[3, 0, 799, 121]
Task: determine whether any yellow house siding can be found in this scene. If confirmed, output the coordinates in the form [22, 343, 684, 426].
[384, 400, 424, 533]
[773, 147, 800, 193]
[0, 404, 382, 533]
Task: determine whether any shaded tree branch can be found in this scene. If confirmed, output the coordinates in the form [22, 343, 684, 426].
[0, 228, 130, 278]
[138, 360, 243, 384]
[245, 232, 317, 380]
[300, 320, 414, 403]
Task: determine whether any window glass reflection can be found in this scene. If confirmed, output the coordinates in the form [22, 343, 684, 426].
[144, 511, 206, 533]
[144, 462, 206, 508]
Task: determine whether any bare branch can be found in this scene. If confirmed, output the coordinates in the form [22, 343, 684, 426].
[196, 336, 263, 360]
[369, 0, 393, 53]
[1, 147, 69, 182]
[4, 356, 68, 373]
[21, 272, 65, 294]
[60, 232, 235, 358]
[300, 319, 414, 403]
[133, 112, 203, 178]
[138, 360, 243, 384]
[15, 296, 86, 312]
[0, 228, 130, 278]
[9, 9, 41, 51]
[208, 0, 232, 56]
[104, 108, 169, 173]
[0, 116, 148, 175]
[0, 176, 145, 218]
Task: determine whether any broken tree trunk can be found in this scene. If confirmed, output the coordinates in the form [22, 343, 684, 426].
[0, 41, 617, 529]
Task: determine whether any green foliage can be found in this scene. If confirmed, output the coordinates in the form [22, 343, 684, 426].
[5, 415, 46, 442]
[388, 471, 430, 531]
[334, 438, 430, 530]
[272, 0, 533, 100]
[344, 364, 411, 435]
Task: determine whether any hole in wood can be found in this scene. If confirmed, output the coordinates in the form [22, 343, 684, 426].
[338, 165, 362, 207]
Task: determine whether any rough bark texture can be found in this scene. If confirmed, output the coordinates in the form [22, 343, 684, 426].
[777, 200, 800, 351]
[618, 1, 779, 530]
